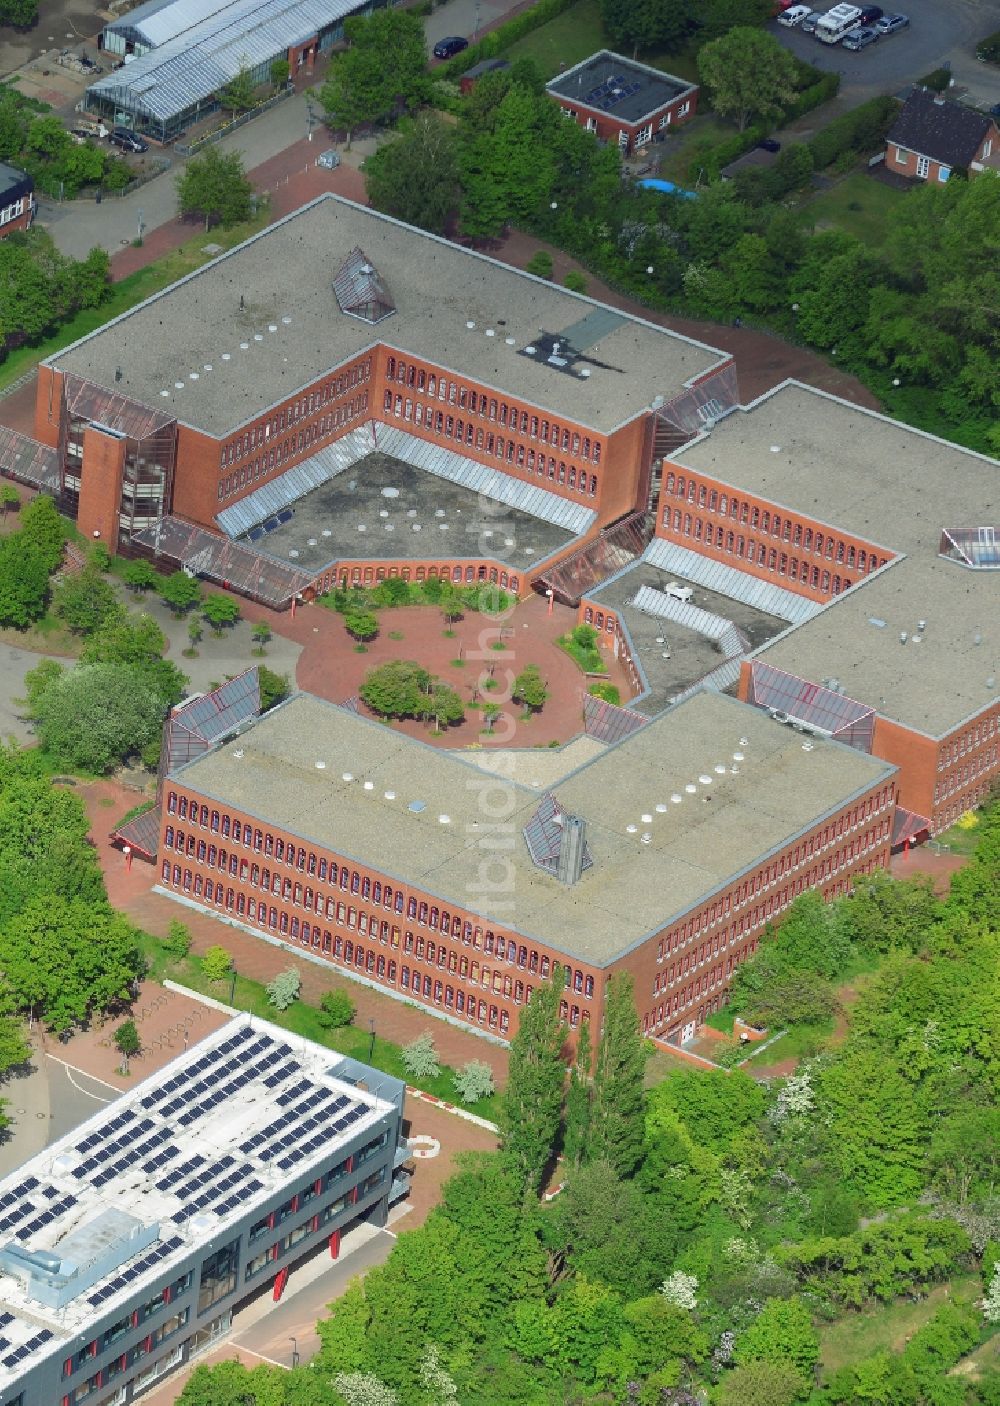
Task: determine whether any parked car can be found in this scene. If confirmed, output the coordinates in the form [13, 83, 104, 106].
[857, 4, 883, 21]
[842, 24, 879, 47]
[778, 4, 812, 25]
[432, 36, 468, 59]
[800, 10, 825, 32]
[874, 11, 909, 32]
[109, 127, 148, 152]
[757, 137, 782, 152]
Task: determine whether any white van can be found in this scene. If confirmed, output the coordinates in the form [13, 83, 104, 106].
[815, 3, 863, 40]
[778, 4, 812, 25]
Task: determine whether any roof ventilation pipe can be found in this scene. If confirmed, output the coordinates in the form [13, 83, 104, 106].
[556, 814, 588, 886]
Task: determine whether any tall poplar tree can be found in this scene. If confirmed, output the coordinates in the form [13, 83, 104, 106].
[562, 1017, 592, 1170]
[499, 973, 567, 1195]
[588, 973, 647, 1178]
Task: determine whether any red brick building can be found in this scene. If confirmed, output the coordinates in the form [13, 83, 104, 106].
[156, 689, 895, 1046]
[0, 163, 34, 240]
[32, 196, 735, 605]
[545, 51, 698, 153]
[885, 89, 1000, 183]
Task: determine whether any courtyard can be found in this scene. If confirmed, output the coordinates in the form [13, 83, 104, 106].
[241, 451, 578, 578]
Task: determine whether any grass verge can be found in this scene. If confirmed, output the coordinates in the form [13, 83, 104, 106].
[138, 933, 501, 1124]
[817, 1278, 979, 1381]
[797, 169, 908, 246]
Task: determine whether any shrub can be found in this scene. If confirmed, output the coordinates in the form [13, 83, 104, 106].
[563, 270, 587, 293]
[588, 681, 621, 705]
[201, 945, 232, 982]
[164, 920, 192, 959]
[571, 623, 597, 649]
[807, 95, 899, 171]
[401, 1032, 440, 1080]
[977, 29, 1000, 63]
[319, 988, 357, 1028]
[526, 250, 553, 279]
[266, 967, 301, 1011]
[917, 67, 953, 92]
[454, 1060, 496, 1103]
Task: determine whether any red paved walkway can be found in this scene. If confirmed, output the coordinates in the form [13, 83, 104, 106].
[294, 591, 631, 744]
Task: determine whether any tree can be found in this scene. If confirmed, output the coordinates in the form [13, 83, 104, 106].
[345, 610, 378, 643]
[31, 663, 167, 773]
[320, 9, 428, 144]
[562, 1017, 592, 1169]
[698, 28, 799, 131]
[52, 567, 121, 636]
[113, 1018, 140, 1073]
[512, 664, 548, 713]
[360, 660, 431, 718]
[81, 611, 188, 707]
[318, 987, 356, 1028]
[365, 113, 460, 235]
[17, 492, 63, 570]
[201, 592, 240, 636]
[257, 666, 290, 711]
[401, 1032, 440, 1080]
[176, 147, 254, 230]
[600, 0, 692, 56]
[216, 64, 256, 116]
[201, 945, 232, 982]
[0, 483, 19, 516]
[266, 967, 301, 1011]
[270, 58, 290, 90]
[0, 897, 144, 1033]
[588, 973, 646, 1178]
[0, 535, 50, 627]
[159, 570, 202, 617]
[122, 559, 158, 593]
[251, 620, 271, 654]
[422, 682, 464, 730]
[187, 619, 202, 652]
[454, 1060, 495, 1104]
[499, 973, 567, 1194]
[0, 0, 40, 28]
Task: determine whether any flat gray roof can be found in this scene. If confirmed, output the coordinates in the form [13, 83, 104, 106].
[546, 51, 695, 123]
[173, 690, 894, 964]
[51, 196, 728, 438]
[674, 382, 1000, 736]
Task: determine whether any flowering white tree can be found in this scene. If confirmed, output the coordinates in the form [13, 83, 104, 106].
[659, 1271, 699, 1311]
[420, 1344, 459, 1403]
[770, 1069, 815, 1123]
[334, 1371, 400, 1406]
[983, 1265, 1000, 1323]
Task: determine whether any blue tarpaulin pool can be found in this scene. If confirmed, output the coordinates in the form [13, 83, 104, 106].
[637, 178, 698, 199]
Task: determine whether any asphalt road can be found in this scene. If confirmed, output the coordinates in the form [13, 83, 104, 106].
[772, 0, 1000, 109]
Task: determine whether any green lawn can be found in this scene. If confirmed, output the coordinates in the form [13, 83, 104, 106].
[933, 813, 985, 857]
[818, 1279, 979, 1381]
[138, 933, 501, 1123]
[0, 210, 271, 394]
[505, 0, 698, 84]
[798, 171, 909, 247]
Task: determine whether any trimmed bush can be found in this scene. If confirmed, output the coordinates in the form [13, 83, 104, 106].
[437, 0, 576, 79]
[807, 95, 899, 171]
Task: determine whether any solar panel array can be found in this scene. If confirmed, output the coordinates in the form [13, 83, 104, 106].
[0, 1178, 78, 1242]
[1, 1326, 53, 1370]
[86, 1237, 184, 1308]
[583, 74, 642, 111]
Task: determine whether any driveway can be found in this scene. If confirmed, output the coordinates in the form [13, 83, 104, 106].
[772, 0, 1000, 110]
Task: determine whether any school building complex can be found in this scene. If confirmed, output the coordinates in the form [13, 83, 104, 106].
[0, 193, 996, 1048]
[0, 1017, 407, 1406]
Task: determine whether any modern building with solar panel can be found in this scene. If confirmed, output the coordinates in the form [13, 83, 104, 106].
[0, 1017, 407, 1406]
[545, 51, 699, 153]
[88, 0, 374, 142]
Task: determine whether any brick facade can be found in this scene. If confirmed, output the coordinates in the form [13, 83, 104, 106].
[157, 771, 894, 1045]
[658, 465, 893, 604]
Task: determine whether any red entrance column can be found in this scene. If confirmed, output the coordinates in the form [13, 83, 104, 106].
[329, 1228, 341, 1259]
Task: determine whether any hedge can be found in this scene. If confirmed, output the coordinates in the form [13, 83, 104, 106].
[437, 0, 577, 79]
[975, 29, 1000, 63]
[806, 95, 900, 171]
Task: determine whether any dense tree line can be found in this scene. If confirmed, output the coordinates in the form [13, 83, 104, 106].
[180, 799, 1000, 1405]
[0, 85, 129, 198]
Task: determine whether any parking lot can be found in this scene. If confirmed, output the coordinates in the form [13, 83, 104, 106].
[771, 0, 1000, 110]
